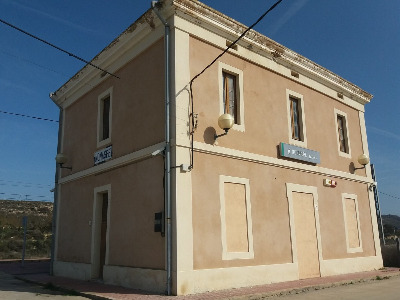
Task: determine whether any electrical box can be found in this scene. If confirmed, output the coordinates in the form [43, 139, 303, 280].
[154, 212, 164, 235]
[323, 178, 337, 188]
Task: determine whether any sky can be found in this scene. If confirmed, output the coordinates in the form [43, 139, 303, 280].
[0, 0, 399, 215]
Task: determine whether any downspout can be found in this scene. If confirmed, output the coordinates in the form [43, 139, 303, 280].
[151, 1, 172, 295]
[49, 94, 63, 276]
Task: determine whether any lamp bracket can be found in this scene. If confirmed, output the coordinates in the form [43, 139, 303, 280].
[214, 129, 229, 141]
[58, 163, 72, 170]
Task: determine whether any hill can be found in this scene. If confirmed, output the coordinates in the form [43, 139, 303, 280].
[382, 214, 400, 230]
[0, 200, 53, 259]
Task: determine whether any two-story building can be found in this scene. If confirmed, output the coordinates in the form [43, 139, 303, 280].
[50, 0, 382, 295]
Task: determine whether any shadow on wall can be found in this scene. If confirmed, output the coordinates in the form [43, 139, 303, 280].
[381, 238, 400, 267]
[204, 127, 217, 145]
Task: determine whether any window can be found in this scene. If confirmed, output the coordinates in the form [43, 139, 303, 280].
[219, 175, 254, 260]
[337, 115, 347, 152]
[102, 96, 111, 140]
[97, 87, 113, 148]
[290, 97, 302, 141]
[286, 89, 307, 147]
[222, 72, 238, 123]
[334, 109, 351, 158]
[342, 193, 362, 253]
[219, 62, 245, 132]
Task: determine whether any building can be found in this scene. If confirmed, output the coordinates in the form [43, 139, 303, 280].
[50, 0, 383, 295]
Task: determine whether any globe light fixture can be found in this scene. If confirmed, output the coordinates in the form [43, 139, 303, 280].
[214, 113, 234, 141]
[55, 153, 72, 170]
[354, 153, 370, 170]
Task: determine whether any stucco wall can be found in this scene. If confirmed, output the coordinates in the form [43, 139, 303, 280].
[56, 39, 167, 270]
[57, 156, 165, 269]
[191, 152, 375, 270]
[187, 35, 376, 270]
[61, 39, 165, 175]
[189, 36, 366, 176]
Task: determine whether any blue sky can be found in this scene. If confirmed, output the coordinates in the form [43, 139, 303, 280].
[0, 0, 399, 215]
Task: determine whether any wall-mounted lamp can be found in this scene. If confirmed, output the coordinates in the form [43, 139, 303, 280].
[354, 154, 370, 170]
[214, 114, 234, 141]
[55, 153, 72, 170]
[369, 182, 377, 191]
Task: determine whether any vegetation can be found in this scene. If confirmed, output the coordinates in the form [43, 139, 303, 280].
[0, 200, 53, 259]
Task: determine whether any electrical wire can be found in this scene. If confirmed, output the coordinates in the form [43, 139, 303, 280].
[0, 49, 71, 78]
[0, 179, 51, 189]
[188, 0, 284, 170]
[0, 50, 97, 89]
[0, 110, 58, 123]
[0, 18, 120, 79]
[379, 191, 400, 200]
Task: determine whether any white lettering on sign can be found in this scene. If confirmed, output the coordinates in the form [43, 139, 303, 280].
[94, 145, 112, 165]
[280, 142, 320, 164]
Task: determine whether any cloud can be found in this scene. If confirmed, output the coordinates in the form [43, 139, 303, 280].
[269, 0, 310, 35]
[368, 125, 400, 142]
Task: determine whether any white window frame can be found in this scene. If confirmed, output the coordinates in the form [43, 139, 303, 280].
[219, 175, 254, 260]
[341, 193, 363, 253]
[286, 89, 307, 147]
[334, 108, 352, 158]
[97, 87, 113, 148]
[218, 62, 245, 132]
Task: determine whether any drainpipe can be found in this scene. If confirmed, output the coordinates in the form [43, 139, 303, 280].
[151, 1, 172, 295]
[49, 95, 63, 276]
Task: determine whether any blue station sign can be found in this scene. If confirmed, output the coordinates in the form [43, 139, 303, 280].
[280, 142, 320, 164]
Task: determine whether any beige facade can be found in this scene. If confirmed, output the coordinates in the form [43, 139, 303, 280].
[50, 0, 382, 295]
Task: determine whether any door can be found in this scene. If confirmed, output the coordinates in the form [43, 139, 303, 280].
[292, 191, 321, 279]
[91, 186, 110, 280]
[99, 193, 108, 279]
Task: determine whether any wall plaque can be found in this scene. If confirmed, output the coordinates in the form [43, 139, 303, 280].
[280, 142, 320, 164]
[94, 145, 112, 166]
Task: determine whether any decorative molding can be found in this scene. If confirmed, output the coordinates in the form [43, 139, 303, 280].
[172, 0, 372, 105]
[189, 141, 374, 184]
[320, 256, 382, 277]
[285, 183, 323, 266]
[286, 89, 307, 147]
[218, 62, 245, 132]
[58, 142, 165, 185]
[219, 175, 254, 260]
[51, 0, 372, 109]
[53, 261, 92, 281]
[104, 265, 166, 294]
[334, 108, 352, 158]
[97, 87, 113, 148]
[342, 193, 363, 253]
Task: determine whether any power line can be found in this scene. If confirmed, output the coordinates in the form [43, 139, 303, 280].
[188, 0, 284, 170]
[190, 0, 283, 84]
[0, 110, 58, 123]
[0, 50, 97, 89]
[0, 179, 52, 189]
[0, 18, 120, 79]
[379, 191, 400, 200]
[0, 49, 71, 78]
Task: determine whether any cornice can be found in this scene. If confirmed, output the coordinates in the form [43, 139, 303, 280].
[50, 6, 173, 107]
[50, 0, 373, 107]
[172, 0, 373, 105]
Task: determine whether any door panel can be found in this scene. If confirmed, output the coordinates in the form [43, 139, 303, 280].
[292, 192, 320, 279]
